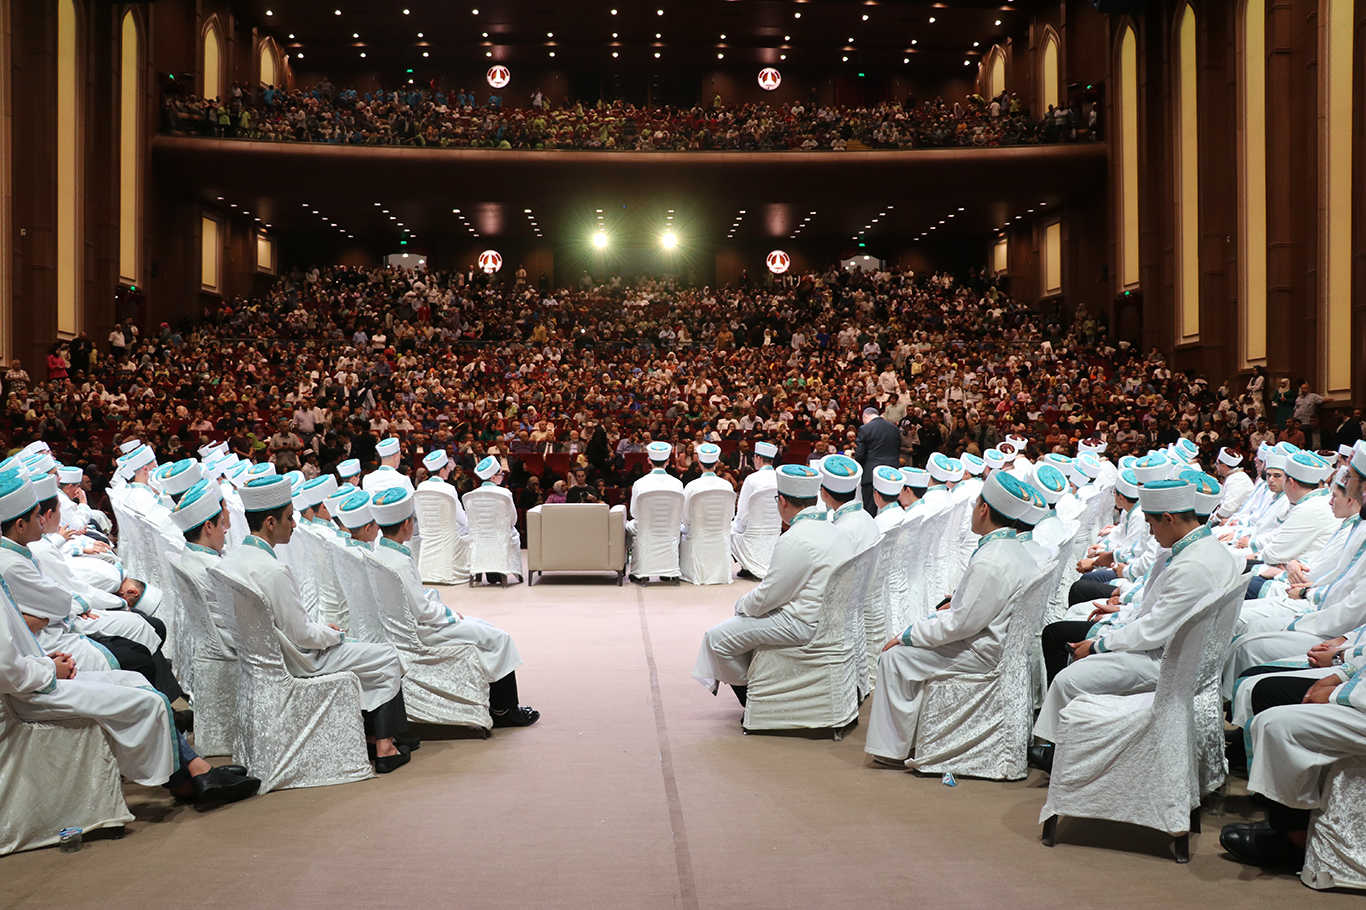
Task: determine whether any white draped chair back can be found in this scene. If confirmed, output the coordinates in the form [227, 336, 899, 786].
[908, 559, 1062, 780]
[680, 488, 737, 586]
[325, 546, 387, 646]
[1194, 566, 1248, 796]
[860, 530, 901, 695]
[742, 546, 878, 735]
[1302, 756, 1366, 891]
[884, 512, 930, 639]
[627, 489, 685, 581]
[1039, 576, 1247, 861]
[165, 557, 239, 757]
[290, 529, 348, 627]
[732, 485, 782, 578]
[206, 566, 373, 793]
[413, 488, 471, 585]
[364, 559, 492, 730]
[462, 488, 523, 583]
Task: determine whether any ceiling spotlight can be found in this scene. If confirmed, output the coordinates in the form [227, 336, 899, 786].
[612, 32, 618, 37]
[780, 53, 787, 59]
[547, 31, 554, 37]
[995, 19, 1002, 25]
[611, 8, 617, 13]
[785, 35, 791, 40]
[794, 11, 801, 17]
[718, 52, 724, 58]
[289, 33, 295, 39]
[720, 33, 726, 39]
[973, 41, 979, 47]
[483, 31, 488, 37]
[423, 51, 429, 56]
[266, 9, 273, 15]
[842, 56, 848, 61]
[550, 51, 556, 56]
[654, 51, 661, 57]
[862, 13, 869, 19]
[656, 32, 662, 38]
[662, 231, 677, 249]
[472, 8, 479, 13]
[486, 51, 492, 56]
[360, 52, 366, 57]
[657, 8, 663, 14]
[296, 53, 303, 59]
[403, 7, 410, 13]
[612, 51, 618, 57]
[911, 39, 918, 45]
[417, 32, 424, 37]
[929, 16, 936, 23]
[334, 9, 341, 15]
[903, 57, 909, 63]
[593, 231, 608, 249]
[353, 32, 359, 38]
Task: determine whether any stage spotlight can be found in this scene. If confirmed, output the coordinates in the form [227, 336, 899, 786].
[661, 231, 677, 249]
[593, 231, 609, 249]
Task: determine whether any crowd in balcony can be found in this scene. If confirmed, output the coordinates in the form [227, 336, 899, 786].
[160, 81, 1095, 151]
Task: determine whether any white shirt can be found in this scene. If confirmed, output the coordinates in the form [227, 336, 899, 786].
[732, 465, 777, 534]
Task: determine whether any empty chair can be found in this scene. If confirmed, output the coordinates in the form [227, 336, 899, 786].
[207, 567, 372, 793]
[462, 487, 523, 586]
[680, 487, 737, 586]
[364, 559, 492, 730]
[165, 559, 239, 758]
[743, 547, 878, 736]
[413, 488, 471, 585]
[0, 697, 133, 856]
[627, 489, 685, 583]
[525, 502, 627, 585]
[907, 561, 1060, 780]
[1039, 577, 1246, 862]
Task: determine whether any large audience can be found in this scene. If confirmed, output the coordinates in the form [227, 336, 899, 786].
[9, 263, 1349, 512]
[160, 82, 1094, 151]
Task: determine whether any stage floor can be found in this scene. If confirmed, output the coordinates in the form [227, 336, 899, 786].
[3, 567, 1353, 909]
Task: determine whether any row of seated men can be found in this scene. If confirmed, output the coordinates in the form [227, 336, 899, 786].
[0, 435, 539, 826]
[690, 434, 1366, 879]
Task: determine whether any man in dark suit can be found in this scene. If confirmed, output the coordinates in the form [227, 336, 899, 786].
[854, 406, 902, 512]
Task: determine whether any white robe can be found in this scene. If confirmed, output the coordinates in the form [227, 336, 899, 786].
[681, 472, 734, 534]
[875, 503, 906, 534]
[1214, 469, 1255, 521]
[1249, 490, 1338, 567]
[1035, 528, 1243, 741]
[0, 581, 176, 787]
[729, 466, 778, 576]
[217, 535, 403, 712]
[864, 531, 1039, 761]
[416, 478, 470, 535]
[831, 501, 881, 555]
[694, 507, 856, 689]
[30, 536, 161, 653]
[0, 542, 120, 672]
[367, 538, 521, 682]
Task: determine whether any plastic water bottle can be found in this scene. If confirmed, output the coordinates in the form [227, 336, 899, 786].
[58, 827, 83, 853]
[941, 772, 957, 787]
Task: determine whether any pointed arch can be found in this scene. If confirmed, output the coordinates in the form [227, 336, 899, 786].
[258, 36, 280, 88]
[981, 45, 1007, 100]
[1039, 26, 1061, 114]
[201, 15, 224, 102]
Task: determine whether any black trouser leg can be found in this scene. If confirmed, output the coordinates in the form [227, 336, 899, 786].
[489, 671, 519, 712]
[91, 635, 185, 703]
[363, 689, 411, 740]
[1267, 800, 1312, 835]
[732, 684, 747, 707]
[1042, 620, 1096, 685]
[861, 484, 876, 515]
[1250, 674, 1318, 715]
[1068, 579, 1118, 606]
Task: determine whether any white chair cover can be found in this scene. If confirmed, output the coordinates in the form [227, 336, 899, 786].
[1193, 568, 1246, 796]
[732, 488, 782, 579]
[364, 560, 492, 730]
[909, 506, 961, 618]
[0, 696, 133, 856]
[627, 489, 685, 581]
[908, 560, 1062, 780]
[413, 489, 471, 585]
[165, 558, 239, 757]
[207, 567, 373, 793]
[289, 529, 349, 627]
[1044, 521, 1095, 626]
[1302, 756, 1366, 891]
[680, 488, 737, 586]
[462, 488, 523, 583]
[743, 547, 878, 734]
[1039, 577, 1246, 854]
[886, 512, 932, 634]
[133, 512, 191, 698]
[860, 531, 903, 694]
[325, 546, 388, 647]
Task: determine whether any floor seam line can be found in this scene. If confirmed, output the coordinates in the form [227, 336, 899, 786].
[637, 585, 701, 910]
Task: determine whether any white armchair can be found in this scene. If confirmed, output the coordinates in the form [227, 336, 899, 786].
[525, 503, 627, 585]
[680, 489, 737, 586]
[627, 489, 685, 584]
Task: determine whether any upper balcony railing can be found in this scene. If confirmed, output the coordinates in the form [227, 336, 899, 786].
[160, 88, 1101, 153]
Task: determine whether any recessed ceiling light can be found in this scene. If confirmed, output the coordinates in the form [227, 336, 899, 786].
[784, 35, 791, 40]
[911, 39, 917, 45]
[334, 9, 341, 15]
[995, 19, 1002, 25]
[862, 13, 869, 19]
[842, 55, 848, 61]
[973, 41, 980, 47]
[486, 51, 492, 56]
[794, 11, 801, 17]
[611, 8, 617, 13]
[657, 8, 663, 14]
[360, 52, 366, 57]
[903, 57, 909, 63]
[423, 51, 429, 56]
[417, 32, 423, 37]
[265, 9, 273, 15]
[549, 51, 555, 56]
[656, 32, 662, 38]
[352, 32, 359, 38]
[288, 33, 295, 39]
[472, 8, 479, 13]
[482, 31, 488, 37]
[295, 52, 303, 58]
[612, 51, 618, 57]
[780, 54, 786, 59]
[929, 16, 936, 23]
[717, 52, 724, 58]
[654, 51, 660, 57]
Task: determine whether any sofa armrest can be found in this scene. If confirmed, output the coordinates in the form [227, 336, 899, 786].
[526, 506, 544, 571]
[609, 505, 627, 571]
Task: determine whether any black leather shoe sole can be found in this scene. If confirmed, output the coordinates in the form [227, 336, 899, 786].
[375, 750, 411, 774]
[195, 775, 261, 810]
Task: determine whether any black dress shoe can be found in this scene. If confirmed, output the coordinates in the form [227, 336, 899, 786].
[393, 734, 421, 752]
[1219, 820, 1305, 869]
[1028, 744, 1055, 774]
[191, 767, 261, 809]
[736, 568, 757, 580]
[491, 705, 540, 727]
[216, 764, 248, 777]
[375, 749, 411, 774]
[175, 709, 195, 733]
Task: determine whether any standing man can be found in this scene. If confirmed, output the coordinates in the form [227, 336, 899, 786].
[854, 406, 902, 513]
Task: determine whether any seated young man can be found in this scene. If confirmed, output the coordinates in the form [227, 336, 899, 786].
[0, 472, 258, 808]
[217, 475, 414, 773]
[693, 465, 857, 707]
[1029, 478, 1243, 773]
[864, 472, 1040, 766]
[366, 486, 538, 727]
